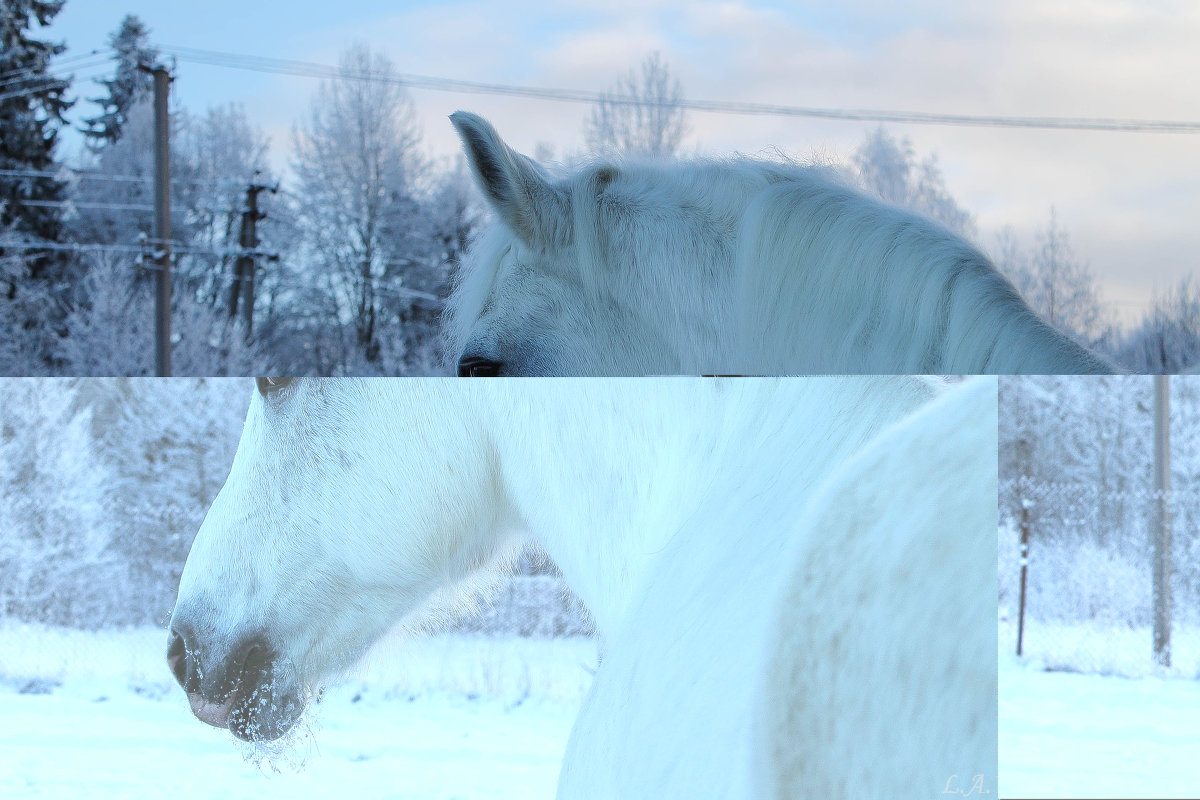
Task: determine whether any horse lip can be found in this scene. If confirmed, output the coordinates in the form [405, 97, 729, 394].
[188, 690, 237, 727]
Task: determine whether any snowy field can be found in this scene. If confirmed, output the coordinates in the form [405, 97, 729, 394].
[0, 623, 595, 799]
[1000, 650, 1200, 798]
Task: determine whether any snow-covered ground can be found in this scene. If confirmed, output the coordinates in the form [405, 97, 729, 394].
[1000, 649, 1200, 798]
[998, 618, 1200, 677]
[0, 623, 595, 799]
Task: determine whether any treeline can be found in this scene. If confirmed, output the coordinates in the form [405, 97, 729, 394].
[999, 376, 1200, 534]
[2, 9, 480, 376]
[997, 376, 1200, 628]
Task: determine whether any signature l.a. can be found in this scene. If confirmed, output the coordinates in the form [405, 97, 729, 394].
[943, 774, 990, 796]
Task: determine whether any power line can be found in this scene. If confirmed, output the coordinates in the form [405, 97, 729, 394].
[159, 43, 1200, 135]
[0, 241, 148, 255]
[0, 239, 254, 258]
[0, 49, 114, 89]
[0, 67, 112, 104]
[8, 196, 251, 215]
[18, 199, 156, 212]
[0, 241, 444, 304]
[0, 167, 237, 189]
[0, 77, 69, 104]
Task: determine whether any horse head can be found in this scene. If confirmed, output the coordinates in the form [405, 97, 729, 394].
[167, 379, 513, 740]
[446, 111, 743, 376]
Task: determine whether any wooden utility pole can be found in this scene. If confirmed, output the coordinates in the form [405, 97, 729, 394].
[1153, 375, 1172, 667]
[229, 176, 275, 339]
[140, 63, 172, 376]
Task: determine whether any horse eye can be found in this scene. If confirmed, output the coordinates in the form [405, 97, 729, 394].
[256, 377, 294, 396]
[456, 356, 503, 377]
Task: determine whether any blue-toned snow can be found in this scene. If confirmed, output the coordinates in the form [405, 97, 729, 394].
[0, 623, 594, 799]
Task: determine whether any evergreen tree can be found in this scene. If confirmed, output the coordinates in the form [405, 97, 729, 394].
[0, 0, 71, 276]
[0, 1, 73, 372]
[81, 14, 157, 148]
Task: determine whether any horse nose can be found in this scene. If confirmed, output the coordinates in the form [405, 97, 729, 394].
[167, 626, 195, 692]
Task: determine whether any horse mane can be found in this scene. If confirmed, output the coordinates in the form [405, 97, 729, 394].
[729, 171, 1111, 373]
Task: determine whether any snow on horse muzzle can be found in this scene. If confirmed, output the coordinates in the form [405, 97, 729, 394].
[166, 621, 304, 741]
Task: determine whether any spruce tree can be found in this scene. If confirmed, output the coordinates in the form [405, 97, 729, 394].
[0, 0, 72, 282]
[81, 14, 157, 148]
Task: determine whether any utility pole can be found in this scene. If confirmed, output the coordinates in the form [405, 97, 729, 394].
[140, 62, 172, 376]
[229, 175, 277, 340]
[1152, 374, 1172, 668]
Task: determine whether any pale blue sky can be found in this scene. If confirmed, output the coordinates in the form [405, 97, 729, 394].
[43, 1, 1200, 326]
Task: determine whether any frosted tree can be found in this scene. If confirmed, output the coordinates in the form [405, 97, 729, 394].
[0, 0, 71, 258]
[58, 249, 266, 376]
[71, 99, 156, 248]
[1109, 277, 1200, 373]
[993, 210, 1113, 345]
[0, 378, 250, 626]
[79, 378, 248, 623]
[409, 154, 483, 373]
[67, 101, 273, 374]
[173, 103, 275, 310]
[0, 378, 114, 625]
[291, 43, 437, 371]
[80, 13, 157, 148]
[852, 126, 975, 238]
[584, 52, 689, 158]
[55, 252, 150, 375]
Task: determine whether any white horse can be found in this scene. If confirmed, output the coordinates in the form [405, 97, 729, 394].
[445, 112, 1113, 376]
[168, 376, 997, 798]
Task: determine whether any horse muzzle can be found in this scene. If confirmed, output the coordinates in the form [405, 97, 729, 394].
[167, 623, 306, 741]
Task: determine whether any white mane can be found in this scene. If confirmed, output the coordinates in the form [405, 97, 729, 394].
[444, 112, 1113, 375]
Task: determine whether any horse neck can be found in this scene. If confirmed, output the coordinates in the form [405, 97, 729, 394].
[484, 378, 936, 636]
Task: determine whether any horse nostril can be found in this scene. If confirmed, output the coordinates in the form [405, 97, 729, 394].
[167, 628, 189, 689]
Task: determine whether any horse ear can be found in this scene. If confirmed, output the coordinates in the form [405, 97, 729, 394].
[450, 111, 569, 248]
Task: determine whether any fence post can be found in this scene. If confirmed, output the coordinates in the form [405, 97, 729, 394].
[1153, 374, 1172, 668]
[1017, 499, 1031, 657]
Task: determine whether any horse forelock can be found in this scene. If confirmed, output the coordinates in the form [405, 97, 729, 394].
[566, 158, 795, 370]
[442, 225, 509, 364]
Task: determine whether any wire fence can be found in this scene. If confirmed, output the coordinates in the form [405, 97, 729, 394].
[999, 478, 1200, 676]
